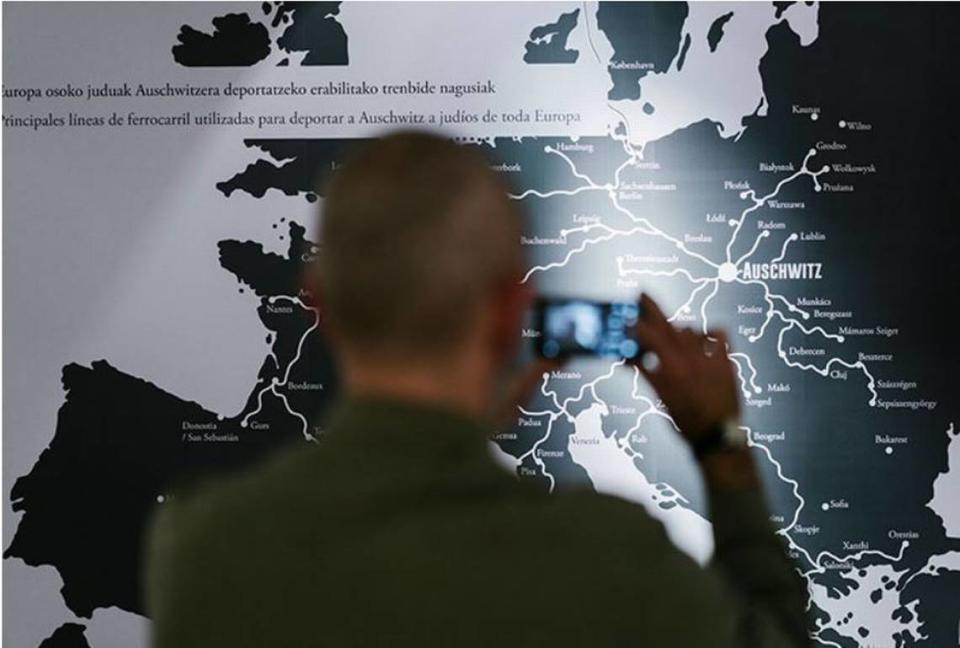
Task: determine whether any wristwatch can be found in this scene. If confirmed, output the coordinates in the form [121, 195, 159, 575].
[692, 419, 747, 460]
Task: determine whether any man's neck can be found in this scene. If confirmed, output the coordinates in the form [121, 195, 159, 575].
[342, 353, 494, 422]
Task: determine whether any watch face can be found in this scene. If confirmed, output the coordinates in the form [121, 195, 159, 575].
[722, 421, 748, 447]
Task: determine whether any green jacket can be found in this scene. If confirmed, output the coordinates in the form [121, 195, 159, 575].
[145, 396, 809, 647]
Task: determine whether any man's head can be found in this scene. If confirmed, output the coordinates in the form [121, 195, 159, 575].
[313, 131, 528, 408]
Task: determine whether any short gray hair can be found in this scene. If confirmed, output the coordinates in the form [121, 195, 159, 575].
[317, 131, 521, 358]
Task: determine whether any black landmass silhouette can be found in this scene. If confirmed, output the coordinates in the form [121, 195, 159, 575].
[523, 9, 580, 64]
[773, 2, 797, 20]
[217, 139, 358, 201]
[172, 13, 271, 66]
[38, 623, 90, 648]
[707, 11, 735, 53]
[273, 2, 348, 65]
[596, 2, 689, 100]
[4, 221, 337, 619]
[172, 2, 347, 67]
[217, 136, 633, 203]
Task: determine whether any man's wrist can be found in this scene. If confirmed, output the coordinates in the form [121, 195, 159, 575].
[691, 419, 747, 460]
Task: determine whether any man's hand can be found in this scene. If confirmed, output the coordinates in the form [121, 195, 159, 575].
[631, 293, 740, 445]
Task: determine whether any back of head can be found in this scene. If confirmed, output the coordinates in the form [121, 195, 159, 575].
[317, 131, 520, 362]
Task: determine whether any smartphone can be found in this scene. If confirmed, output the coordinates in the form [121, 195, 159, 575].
[533, 298, 643, 359]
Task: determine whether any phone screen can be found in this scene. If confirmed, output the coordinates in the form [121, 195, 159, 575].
[534, 299, 642, 359]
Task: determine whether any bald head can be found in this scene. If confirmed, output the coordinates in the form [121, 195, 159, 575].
[317, 131, 522, 362]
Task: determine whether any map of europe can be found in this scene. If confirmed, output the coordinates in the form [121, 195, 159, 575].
[4, 3, 959, 648]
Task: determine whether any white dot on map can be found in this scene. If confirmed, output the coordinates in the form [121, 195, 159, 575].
[821, 502, 830, 511]
[837, 336, 845, 343]
[718, 262, 738, 283]
[157, 495, 165, 503]
[839, 120, 847, 128]
[885, 446, 894, 455]
[809, 148, 817, 157]
[268, 296, 276, 304]
[543, 145, 551, 153]
[728, 219, 738, 227]
[217, 414, 224, 421]
[814, 185, 822, 192]
[240, 420, 248, 428]
[821, 165, 830, 173]
[810, 112, 819, 121]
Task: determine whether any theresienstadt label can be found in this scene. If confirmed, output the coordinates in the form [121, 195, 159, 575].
[623, 253, 678, 264]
